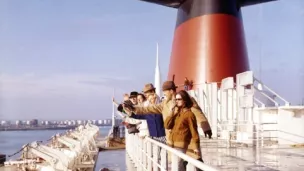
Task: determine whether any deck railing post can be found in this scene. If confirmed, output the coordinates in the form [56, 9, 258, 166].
[125, 134, 219, 171]
[171, 154, 179, 171]
[186, 163, 196, 171]
[236, 71, 254, 143]
[211, 82, 218, 138]
[153, 144, 159, 171]
[160, 148, 168, 170]
[140, 138, 144, 170]
[221, 77, 234, 126]
[136, 135, 139, 167]
[143, 139, 147, 170]
[147, 141, 152, 171]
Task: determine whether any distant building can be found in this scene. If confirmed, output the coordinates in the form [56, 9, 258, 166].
[77, 120, 82, 125]
[16, 120, 22, 126]
[45, 121, 49, 125]
[1, 120, 10, 126]
[71, 120, 76, 125]
[103, 120, 107, 125]
[30, 119, 38, 126]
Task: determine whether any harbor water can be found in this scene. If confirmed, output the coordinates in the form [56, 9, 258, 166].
[0, 126, 126, 171]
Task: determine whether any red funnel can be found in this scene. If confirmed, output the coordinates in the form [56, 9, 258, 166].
[140, 0, 277, 88]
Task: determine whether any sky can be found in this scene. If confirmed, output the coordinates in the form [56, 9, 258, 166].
[0, 0, 303, 120]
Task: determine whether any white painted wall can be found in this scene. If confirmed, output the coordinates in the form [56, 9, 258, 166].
[277, 107, 304, 145]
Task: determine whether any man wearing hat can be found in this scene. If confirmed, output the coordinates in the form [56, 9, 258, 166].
[129, 91, 138, 105]
[129, 83, 166, 141]
[124, 81, 212, 139]
[142, 83, 161, 104]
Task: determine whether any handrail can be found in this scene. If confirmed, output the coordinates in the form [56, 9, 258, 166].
[254, 77, 290, 106]
[122, 70, 296, 170]
[254, 98, 265, 107]
[145, 137, 219, 171]
[254, 86, 279, 106]
[126, 132, 220, 171]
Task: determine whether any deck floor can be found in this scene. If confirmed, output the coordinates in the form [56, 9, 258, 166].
[127, 137, 304, 171]
[200, 138, 304, 171]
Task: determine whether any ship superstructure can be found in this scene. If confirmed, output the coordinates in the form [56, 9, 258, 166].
[2, 124, 99, 171]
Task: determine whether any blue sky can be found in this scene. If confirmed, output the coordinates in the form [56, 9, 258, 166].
[0, 0, 303, 120]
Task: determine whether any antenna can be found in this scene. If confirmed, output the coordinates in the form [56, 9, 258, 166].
[257, 5, 264, 91]
[258, 5, 263, 81]
[156, 42, 159, 66]
[112, 88, 116, 127]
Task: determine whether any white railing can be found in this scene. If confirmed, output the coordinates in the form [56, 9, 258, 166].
[253, 77, 290, 107]
[123, 70, 303, 170]
[126, 133, 219, 171]
[186, 71, 283, 146]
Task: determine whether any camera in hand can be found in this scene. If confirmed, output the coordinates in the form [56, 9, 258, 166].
[123, 100, 135, 110]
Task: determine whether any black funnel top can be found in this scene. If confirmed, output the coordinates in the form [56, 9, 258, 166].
[241, 0, 277, 7]
[139, 0, 185, 8]
[139, 0, 277, 8]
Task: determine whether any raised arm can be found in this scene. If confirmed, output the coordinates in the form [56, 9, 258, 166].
[132, 103, 163, 115]
[187, 111, 200, 151]
[112, 97, 119, 107]
[190, 107, 211, 131]
[164, 107, 177, 129]
[190, 97, 212, 138]
[190, 97, 202, 111]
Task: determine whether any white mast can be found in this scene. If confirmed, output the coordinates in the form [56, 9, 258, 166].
[111, 88, 116, 127]
[154, 43, 162, 97]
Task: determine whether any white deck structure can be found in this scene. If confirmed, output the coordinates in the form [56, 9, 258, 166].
[2, 124, 100, 171]
[124, 70, 304, 171]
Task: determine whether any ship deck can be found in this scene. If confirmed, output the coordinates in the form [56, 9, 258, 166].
[2, 138, 304, 171]
[126, 137, 304, 171]
[200, 139, 304, 171]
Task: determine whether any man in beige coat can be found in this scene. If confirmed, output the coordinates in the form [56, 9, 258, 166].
[124, 81, 212, 143]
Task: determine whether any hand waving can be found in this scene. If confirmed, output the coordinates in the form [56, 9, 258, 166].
[122, 100, 134, 114]
[169, 100, 177, 112]
[204, 130, 212, 139]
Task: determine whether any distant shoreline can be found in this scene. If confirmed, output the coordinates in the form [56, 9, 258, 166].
[0, 125, 112, 132]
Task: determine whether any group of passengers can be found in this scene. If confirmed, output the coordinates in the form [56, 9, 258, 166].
[112, 81, 212, 171]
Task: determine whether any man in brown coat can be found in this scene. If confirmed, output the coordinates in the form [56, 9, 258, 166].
[123, 81, 212, 142]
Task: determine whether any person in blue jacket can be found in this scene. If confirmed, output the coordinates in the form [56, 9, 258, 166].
[130, 83, 166, 142]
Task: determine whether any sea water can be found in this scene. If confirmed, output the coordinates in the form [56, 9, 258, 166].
[0, 126, 126, 171]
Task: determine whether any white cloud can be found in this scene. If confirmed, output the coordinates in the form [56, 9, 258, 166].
[0, 73, 130, 98]
[0, 73, 131, 120]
